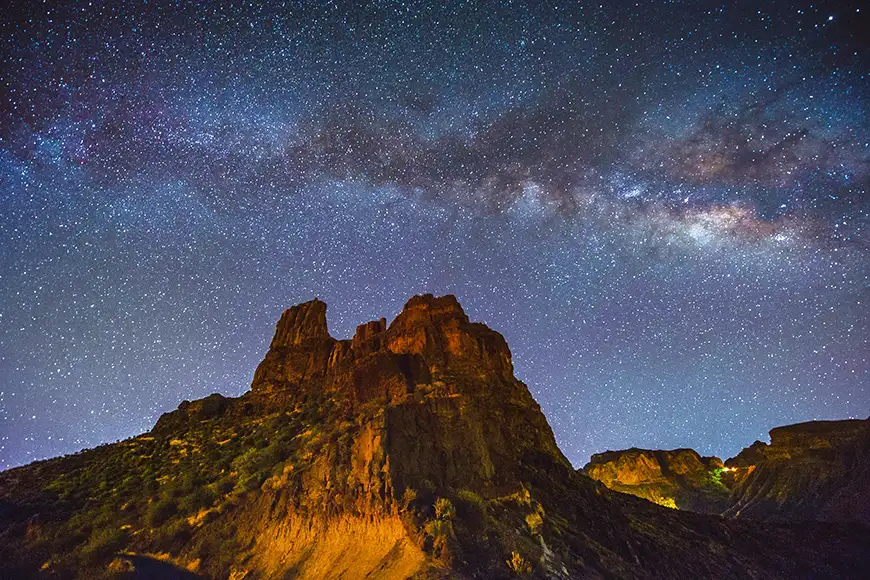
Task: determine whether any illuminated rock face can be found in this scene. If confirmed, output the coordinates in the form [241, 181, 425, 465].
[252, 294, 519, 400]
[4, 296, 870, 579]
[251, 299, 338, 395]
[583, 448, 730, 513]
[248, 294, 568, 492]
[583, 419, 870, 526]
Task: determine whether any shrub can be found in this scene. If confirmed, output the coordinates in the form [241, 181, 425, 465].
[177, 471, 205, 494]
[402, 487, 418, 509]
[506, 551, 533, 575]
[146, 498, 178, 527]
[80, 527, 128, 566]
[234, 471, 265, 494]
[211, 476, 234, 496]
[178, 486, 215, 513]
[435, 498, 456, 521]
[424, 518, 452, 538]
[152, 518, 192, 553]
[455, 489, 487, 526]
[525, 511, 544, 535]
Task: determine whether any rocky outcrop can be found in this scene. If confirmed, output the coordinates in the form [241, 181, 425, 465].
[3, 295, 870, 580]
[249, 294, 567, 493]
[152, 393, 230, 432]
[722, 419, 870, 524]
[582, 419, 870, 526]
[583, 448, 730, 513]
[270, 299, 331, 347]
[250, 299, 338, 395]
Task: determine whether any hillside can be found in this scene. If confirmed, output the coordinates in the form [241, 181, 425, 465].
[2, 295, 870, 579]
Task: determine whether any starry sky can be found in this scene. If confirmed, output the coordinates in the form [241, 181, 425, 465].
[1, 0, 868, 470]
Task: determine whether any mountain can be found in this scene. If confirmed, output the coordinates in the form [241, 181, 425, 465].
[2, 294, 870, 579]
[583, 448, 730, 513]
[582, 418, 870, 526]
[723, 418, 870, 523]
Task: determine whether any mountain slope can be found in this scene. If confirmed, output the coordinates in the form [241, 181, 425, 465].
[2, 295, 870, 579]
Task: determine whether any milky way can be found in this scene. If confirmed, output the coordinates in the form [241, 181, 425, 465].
[1, 1, 868, 469]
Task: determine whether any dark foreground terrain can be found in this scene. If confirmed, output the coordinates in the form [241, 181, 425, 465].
[2, 295, 869, 578]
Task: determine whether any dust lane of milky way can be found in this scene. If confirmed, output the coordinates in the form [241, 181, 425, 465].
[0, 0, 868, 469]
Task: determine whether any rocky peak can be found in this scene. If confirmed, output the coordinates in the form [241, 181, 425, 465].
[252, 294, 518, 400]
[350, 317, 387, 356]
[389, 294, 469, 328]
[251, 299, 336, 394]
[724, 440, 769, 467]
[385, 294, 513, 381]
[720, 418, 870, 524]
[269, 298, 331, 348]
[250, 294, 568, 493]
[725, 419, 870, 468]
[583, 418, 870, 525]
[584, 448, 722, 487]
[768, 419, 868, 451]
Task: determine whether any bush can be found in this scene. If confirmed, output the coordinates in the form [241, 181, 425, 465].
[402, 487, 418, 509]
[525, 511, 544, 535]
[456, 489, 487, 527]
[435, 498, 456, 521]
[178, 486, 215, 513]
[506, 551, 533, 575]
[152, 518, 192, 553]
[211, 476, 234, 496]
[146, 498, 178, 527]
[234, 471, 264, 494]
[424, 518, 452, 538]
[80, 527, 128, 566]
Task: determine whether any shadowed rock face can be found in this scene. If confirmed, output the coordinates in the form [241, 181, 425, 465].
[3, 295, 870, 580]
[582, 419, 870, 526]
[722, 419, 870, 524]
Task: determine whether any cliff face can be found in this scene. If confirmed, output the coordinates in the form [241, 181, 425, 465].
[2, 295, 870, 580]
[248, 294, 566, 494]
[582, 448, 730, 513]
[582, 419, 870, 526]
[722, 419, 870, 524]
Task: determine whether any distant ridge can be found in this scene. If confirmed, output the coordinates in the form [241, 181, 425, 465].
[583, 418, 870, 525]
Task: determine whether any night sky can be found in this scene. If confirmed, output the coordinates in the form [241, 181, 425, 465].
[1, 1, 868, 470]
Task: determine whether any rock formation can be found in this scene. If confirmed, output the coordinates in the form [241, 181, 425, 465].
[583, 418, 870, 526]
[582, 448, 730, 513]
[2, 295, 870, 579]
[723, 418, 870, 524]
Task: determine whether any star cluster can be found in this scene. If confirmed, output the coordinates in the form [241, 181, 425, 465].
[1, 0, 868, 469]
